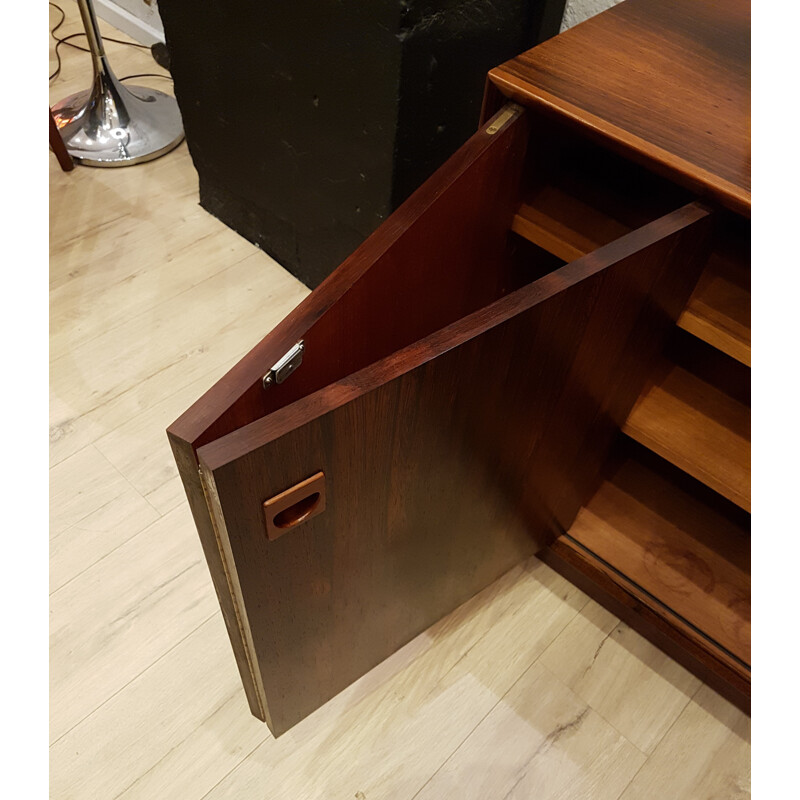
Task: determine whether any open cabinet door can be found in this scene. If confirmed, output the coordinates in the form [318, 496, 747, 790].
[169, 105, 712, 735]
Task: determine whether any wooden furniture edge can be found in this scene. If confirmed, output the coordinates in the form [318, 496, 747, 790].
[542, 536, 750, 714]
[622, 363, 751, 512]
[197, 202, 711, 472]
[168, 431, 270, 725]
[486, 70, 751, 218]
[166, 103, 527, 449]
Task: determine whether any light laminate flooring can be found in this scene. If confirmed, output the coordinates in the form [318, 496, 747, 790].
[49, 4, 750, 797]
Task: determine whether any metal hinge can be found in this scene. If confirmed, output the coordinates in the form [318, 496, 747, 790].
[485, 103, 523, 135]
[262, 341, 304, 389]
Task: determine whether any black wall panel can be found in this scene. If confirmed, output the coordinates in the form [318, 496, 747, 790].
[159, 1, 565, 287]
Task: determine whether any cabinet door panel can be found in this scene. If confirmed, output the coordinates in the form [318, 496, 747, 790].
[172, 104, 533, 452]
[195, 202, 711, 735]
[169, 104, 532, 720]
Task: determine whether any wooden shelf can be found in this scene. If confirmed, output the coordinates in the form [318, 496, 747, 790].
[622, 362, 750, 511]
[510, 135, 688, 262]
[677, 240, 751, 366]
[566, 448, 750, 669]
[511, 184, 630, 262]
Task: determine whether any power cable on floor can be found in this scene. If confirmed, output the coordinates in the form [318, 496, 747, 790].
[48, 2, 171, 84]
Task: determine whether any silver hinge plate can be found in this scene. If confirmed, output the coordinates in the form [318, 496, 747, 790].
[263, 341, 304, 389]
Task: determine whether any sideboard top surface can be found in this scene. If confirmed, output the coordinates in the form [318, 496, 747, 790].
[489, 0, 751, 214]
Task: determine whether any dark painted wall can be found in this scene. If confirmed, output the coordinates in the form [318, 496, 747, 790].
[159, 1, 565, 287]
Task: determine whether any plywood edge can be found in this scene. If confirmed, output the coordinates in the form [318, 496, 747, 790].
[167, 431, 269, 725]
[195, 451, 273, 731]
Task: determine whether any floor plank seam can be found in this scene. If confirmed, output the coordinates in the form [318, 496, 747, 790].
[612, 753, 648, 800]
[98, 443, 163, 511]
[110, 687, 261, 800]
[145, 488, 184, 517]
[536, 661, 648, 757]
[407, 697, 505, 800]
[408, 595, 589, 799]
[612, 691, 698, 799]
[50, 449, 163, 592]
[49, 443, 132, 533]
[49, 240, 263, 365]
[49, 364, 224, 471]
[197, 737, 273, 800]
[49, 488, 127, 546]
[50, 519, 151, 596]
[49, 611, 220, 748]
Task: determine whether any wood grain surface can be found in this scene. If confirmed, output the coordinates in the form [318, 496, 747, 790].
[488, 0, 751, 214]
[538, 599, 701, 755]
[169, 104, 532, 451]
[168, 104, 533, 720]
[619, 684, 751, 799]
[414, 660, 647, 799]
[623, 361, 751, 511]
[543, 535, 751, 713]
[198, 202, 710, 734]
[678, 216, 751, 365]
[568, 445, 751, 665]
[51, 5, 751, 793]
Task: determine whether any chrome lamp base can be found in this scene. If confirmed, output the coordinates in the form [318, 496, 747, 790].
[51, 0, 183, 167]
[51, 73, 184, 167]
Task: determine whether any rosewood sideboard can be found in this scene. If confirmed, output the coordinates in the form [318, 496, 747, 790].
[169, 0, 750, 736]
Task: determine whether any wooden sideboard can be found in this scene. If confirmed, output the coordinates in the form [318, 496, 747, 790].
[169, 0, 750, 736]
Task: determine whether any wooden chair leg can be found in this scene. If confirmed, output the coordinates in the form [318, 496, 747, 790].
[49, 109, 75, 172]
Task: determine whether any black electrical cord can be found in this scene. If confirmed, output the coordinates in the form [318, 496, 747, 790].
[49, 2, 171, 84]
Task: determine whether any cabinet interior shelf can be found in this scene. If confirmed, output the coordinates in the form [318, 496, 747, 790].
[621, 354, 750, 511]
[510, 154, 750, 375]
[563, 442, 751, 673]
[510, 137, 688, 263]
[677, 225, 751, 366]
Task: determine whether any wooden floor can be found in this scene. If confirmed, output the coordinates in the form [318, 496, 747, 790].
[49, 5, 750, 798]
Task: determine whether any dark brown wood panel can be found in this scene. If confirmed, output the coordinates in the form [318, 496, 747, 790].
[170, 104, 532, 453]
[568, 445, 750, 665]
[168, 105, 533, 720]
[488, 0, 751, 214]
[198, 203, 710, 735]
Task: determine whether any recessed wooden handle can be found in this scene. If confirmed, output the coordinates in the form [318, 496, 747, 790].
[263, 472, 326, 541]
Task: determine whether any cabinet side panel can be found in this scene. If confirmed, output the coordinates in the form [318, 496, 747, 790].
[203, 211, 710, 735]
